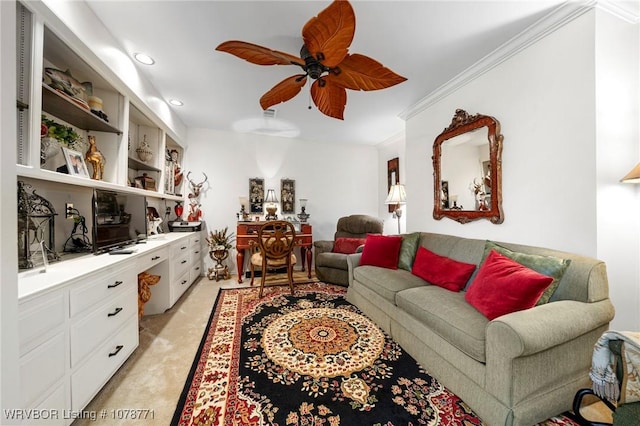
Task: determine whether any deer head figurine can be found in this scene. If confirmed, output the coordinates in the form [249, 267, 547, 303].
[187, 171, 208, 199]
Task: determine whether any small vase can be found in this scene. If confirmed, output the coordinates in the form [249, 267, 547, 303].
[136, 135, 153, 163]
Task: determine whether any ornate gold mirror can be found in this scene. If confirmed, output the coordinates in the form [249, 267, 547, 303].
[433, 109, 504, 224]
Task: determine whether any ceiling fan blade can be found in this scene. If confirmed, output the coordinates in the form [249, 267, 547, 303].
[302, 0, 355, 68]
[260, 75, 308, 110]
[330, 53, 407, 91]
[310, 79, 346, 120]
[216, 40, 304, 67]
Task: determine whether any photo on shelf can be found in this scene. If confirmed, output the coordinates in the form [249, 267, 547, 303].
[62, 147, 89, 178]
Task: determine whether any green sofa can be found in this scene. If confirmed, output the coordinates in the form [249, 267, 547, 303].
[346, 232, 615, 426]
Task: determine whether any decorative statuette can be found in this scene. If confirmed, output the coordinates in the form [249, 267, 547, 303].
[85, 135, 106, 180]
[136, 134, 153, 163]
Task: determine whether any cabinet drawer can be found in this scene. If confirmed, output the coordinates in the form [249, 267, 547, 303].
[138, 247, 168, 272]
[191, 245, 203, 265]
[19, 291, 65, 355]
[171, 269, 191, 306]
[173, 252, 191, 280]
[172, 240, 190, 257]
[69, 266, 136, 317]
[71, 318, 138, 412]
[70, 286, 137, 367]
[20, 331, 66, 409]
[190, 262, 202, 283]
[189, 234, 202, 248]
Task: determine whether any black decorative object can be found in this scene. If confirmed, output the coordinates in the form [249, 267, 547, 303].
[18, 181, 60, 269]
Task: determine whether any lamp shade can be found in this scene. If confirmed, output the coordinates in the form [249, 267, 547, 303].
[385, 184, 406, 205]
[264, 189, 279, 203]
[621, 162, 640, 183]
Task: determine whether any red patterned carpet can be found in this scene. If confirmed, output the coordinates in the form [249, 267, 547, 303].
[172, 283, 581, 425]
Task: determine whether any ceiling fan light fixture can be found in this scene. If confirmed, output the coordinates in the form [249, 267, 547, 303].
[168, 99, 184, 106]
[133, 52, 155, 65]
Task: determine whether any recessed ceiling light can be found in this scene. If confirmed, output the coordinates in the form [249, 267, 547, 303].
[134, 53, 155, 65]
[168, 99, 184, 106]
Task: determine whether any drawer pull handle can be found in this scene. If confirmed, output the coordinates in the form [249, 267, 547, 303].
[181, 260, 188, 264]
[108, 307, 123, 317]
[108, 345, 124, 357]
[181, 246, 187, 250]
[151, 256, 160, 261]
[195, 267, 200, 271]
[181, 280, 188, 285]
[108, 280, 123, 289]
[194, 251, 200, 254]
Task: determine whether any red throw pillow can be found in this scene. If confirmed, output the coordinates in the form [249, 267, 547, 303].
[411, 246, 476, 292]
[333, 237, 367, 254]
[359, 234, 403, 269]
[465, 250, 554, 320]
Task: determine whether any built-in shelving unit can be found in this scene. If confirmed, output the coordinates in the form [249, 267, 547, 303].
[16, 2, 184, 202]
[42, 84, 122, 134]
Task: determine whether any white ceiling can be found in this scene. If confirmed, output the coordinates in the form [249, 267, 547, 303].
[83, 0, 634, 145]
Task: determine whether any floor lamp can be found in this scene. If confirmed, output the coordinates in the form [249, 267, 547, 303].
[385, 183, 406, 234]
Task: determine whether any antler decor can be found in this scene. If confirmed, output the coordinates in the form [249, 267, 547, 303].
[215, 0, 406, 120]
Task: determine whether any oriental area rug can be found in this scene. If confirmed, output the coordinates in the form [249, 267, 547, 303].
[172, 282, 580, 426]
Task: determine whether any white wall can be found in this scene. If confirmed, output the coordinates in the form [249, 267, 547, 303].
[185, 128, 380, 273]
[405, 10, 640, 330]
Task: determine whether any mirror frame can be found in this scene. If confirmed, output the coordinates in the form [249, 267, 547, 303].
[432, 109, 504, 224]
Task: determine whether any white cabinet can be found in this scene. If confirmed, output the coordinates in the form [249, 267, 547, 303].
[141, 234, 199, 315]
[190, 233, 204, 284]
[17, 232, 197, 421]
[18, 290, 68, 425]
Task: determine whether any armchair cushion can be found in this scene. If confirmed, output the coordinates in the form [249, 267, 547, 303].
[465, 250, 554, 320]
[333, 237, 367, 254]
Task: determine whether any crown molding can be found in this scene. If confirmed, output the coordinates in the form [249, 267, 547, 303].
[399, 1, 597, 120]
[596, 0, 639, 24]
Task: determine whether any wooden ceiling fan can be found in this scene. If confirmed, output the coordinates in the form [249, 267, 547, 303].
[215, 0, 407, 120]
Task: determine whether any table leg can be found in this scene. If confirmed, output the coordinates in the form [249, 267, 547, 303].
[236, 249, 244, 283]
[306, 246, 312, 279]
[300, 246, 307, 272]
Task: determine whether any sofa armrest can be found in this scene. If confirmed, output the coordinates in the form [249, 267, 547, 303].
[486, 299, 615, 359]
[314, 240, 334, 256]
[346, 253, 362, 286]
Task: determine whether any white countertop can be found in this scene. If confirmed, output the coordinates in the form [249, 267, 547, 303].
[18, 233, 195, 301]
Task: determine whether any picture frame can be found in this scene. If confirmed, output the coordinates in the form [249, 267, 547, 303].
[280, 178, 295, 214]
[249, 178, 264, 213]
[62, 147, 89, 178]
[387, 157, 399, 213]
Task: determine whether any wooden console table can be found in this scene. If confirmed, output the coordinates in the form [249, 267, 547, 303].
[236, 221, 312, 283]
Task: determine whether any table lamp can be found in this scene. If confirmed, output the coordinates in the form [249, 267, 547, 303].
[385, 183, 406, 234]
[297, 198, 310, 222]
[264, 189, 279, 220]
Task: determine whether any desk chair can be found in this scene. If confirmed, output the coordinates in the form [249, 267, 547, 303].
[250, 220, 297, 297]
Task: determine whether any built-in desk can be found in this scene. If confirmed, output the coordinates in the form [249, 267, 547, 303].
[17, 232, 200, 425]
[236, 221, 312, 283]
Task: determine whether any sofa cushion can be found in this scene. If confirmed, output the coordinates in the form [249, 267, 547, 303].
[360, 234, 403, 269]
[398, 232, 421, 271]
[333, 237, 367, 254]
[411, 246, 476, 292]
[465, 250, 554, 320]
[483, 241, 571, 305]
[353, 266, 427, 303]
[315, 252, 350, 270]
[396, 286, 489, 363]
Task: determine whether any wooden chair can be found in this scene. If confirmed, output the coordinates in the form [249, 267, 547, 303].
[250, 220, 297, 297]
